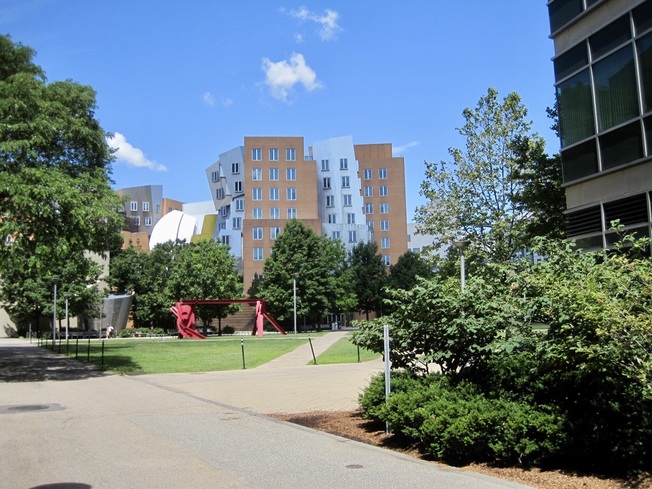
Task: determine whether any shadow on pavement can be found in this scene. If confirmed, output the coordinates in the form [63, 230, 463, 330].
[0, 344, 106, 382]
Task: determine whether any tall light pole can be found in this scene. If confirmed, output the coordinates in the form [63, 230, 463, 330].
[64, 295, 70, 340]
[52, 277, 59, 345]
[452, 239, 471, 292]
[293, 275, 297, 336]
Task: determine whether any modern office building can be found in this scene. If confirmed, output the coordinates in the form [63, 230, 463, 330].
[202, 136, 409, 292]
[548, 0, 652, 249]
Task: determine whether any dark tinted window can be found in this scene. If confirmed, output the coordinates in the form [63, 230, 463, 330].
[562, 139, 598, 182]
[590, 15, 631, 60]
[554, 42, 588, 81]
[549, 0, 583, 33]
[600, 122, 643, 171]
[635, 1, 652, 35]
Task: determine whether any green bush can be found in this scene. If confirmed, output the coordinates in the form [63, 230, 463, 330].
[222, 325, 235, 335]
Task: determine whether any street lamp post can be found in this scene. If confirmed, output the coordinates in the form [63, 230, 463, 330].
[64, 295, 70, 340]
[293, 276, 297, 336]
[452, 239, 471, 292]
[52, 278, 59, 346]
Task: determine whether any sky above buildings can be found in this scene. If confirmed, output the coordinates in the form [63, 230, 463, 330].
[2, 1, 557, 220]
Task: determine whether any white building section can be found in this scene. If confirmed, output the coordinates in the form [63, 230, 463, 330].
[149, 210, 197, 250]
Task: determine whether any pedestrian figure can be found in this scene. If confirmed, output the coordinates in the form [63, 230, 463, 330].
[106, 325, 114, 339]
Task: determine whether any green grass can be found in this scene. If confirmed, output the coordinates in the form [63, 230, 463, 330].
[315, 335, 380, 365]
[64, 336, 309, 373]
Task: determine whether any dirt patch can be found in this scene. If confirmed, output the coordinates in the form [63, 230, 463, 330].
[271, 410, 650, 489]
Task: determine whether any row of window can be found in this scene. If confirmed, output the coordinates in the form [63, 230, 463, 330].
[363, 202, 390, 214]
[253, 247, 393, 263]
[251, 148, 296, 162]
[130, 216, 152, 226]
[252, 226, 282, 240]
[252, 167, 296, 181]
[247, 208, 298, 219]
[129, 201, 150, 212]
[251, 187, 296, 201]
[554, 3, 652, 182]
[320, 158, 350, 171]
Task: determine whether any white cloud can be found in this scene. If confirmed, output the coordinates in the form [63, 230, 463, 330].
[393, 140, 420, 155]
[221, 97, 234, 107]
[290, 7, 342, 41]
[261, 52, 323, 102]
[107, 133, 167, 172]
[203, 91, 216, 106]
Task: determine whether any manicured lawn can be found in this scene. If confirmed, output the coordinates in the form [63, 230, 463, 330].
[69, 335, 310, 373]
[315, 334, 380, 365]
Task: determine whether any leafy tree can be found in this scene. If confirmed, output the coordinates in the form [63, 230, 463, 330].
[256, 220, 354, 328]
[510, 104, 566, 243]
[387, 250, 434, 292]
[167, 239, 242, 335]
[416, 88, 539, 262]
[348, 241, 387, 319]
[0, 35, 123, 332]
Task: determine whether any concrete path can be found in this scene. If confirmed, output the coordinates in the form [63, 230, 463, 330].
[0, 336, 531, 489]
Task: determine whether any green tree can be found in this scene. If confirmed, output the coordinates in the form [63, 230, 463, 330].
[256, 220, 354, 328]
[387, 250, 434, 292]
[0, 35, 123, 331]
[416, 88, 539, 262]
[348, 241, 387, 319]
[167, 239, 242, 335]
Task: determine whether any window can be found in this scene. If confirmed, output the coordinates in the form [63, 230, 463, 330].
[130, 201, 138, 211]
[234, 181, 243, 193]
[363, 169, 372, 180]
[252, 148, 262, 161]
[270, 227, 281, 239]
[321, 159, 329, 171]
[378, 168, 387, 179]
[219, 222, 226, 230]
[326, 195, 334, 207]
[232, 217, 242, 229]
[221, 235, 230, 246]
[252, 208, 263, 219]
[379, 185, 388, 196]
[340, 158, 348, 170]
[328, 214, 336, 224]
[557, 69, 594, 147]
[323, 177, 331, 189]
[286, 168, 296, 180]
[287, 208, 297, 219]
[348, 230, 357, 243]
[365, 203, 374, 214]
[347, 213, 355, 224]
[252, 168, 262, 181]
[134, 216, 140, 226]
[235, 199, 244, 212]
[381, 237, 390, 249]
[232, 162, 240, 174]
[382, 255, 391, 266]
[380, 202, 389, 214]
[269, 148, 279, 161]
[253, 247, 264, 261]
[341, 176, 350, 188]
[593, 45, 638, 131]
[269, 188, 279, 200]
[220, 206, 227, 217]
[216, 188, 224, 199]
[381, 220, 389, 231]
[252, 188, 262, 200]
[639, 32, 652, 112]
[144, 216, 152, 226]
[364, 186, 373, 197]
[142, 202, 150, 211]
[332, 231, 340, 240]
[343, 194, 352, 206]
[270, 208, 280, 219]
[368, 220, 374, 230]
[286, 148, 296, 161]
[211, 170, 219, 182]
[253, 227, 263, 240]
[286, 188, 296, 200]
[269, 168, 279, 181]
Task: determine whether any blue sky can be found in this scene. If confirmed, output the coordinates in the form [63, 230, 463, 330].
[2, 1, 557, 220]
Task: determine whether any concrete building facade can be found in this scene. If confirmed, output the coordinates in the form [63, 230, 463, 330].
[548, 0, 652, 249]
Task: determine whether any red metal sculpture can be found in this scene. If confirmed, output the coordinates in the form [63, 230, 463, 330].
[170, 299, 285, 338]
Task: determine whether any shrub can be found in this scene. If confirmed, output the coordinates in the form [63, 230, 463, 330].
[222, 325, 235, 335]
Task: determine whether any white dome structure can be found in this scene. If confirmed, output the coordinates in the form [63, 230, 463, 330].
[149, 210, 197, 250]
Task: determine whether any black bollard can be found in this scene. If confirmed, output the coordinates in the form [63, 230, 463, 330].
[101, 340, 105, 370]
[309, 337, 317, 365]
[241, 339, 246, 370]
[87, 338, 91, 362]
[357, 345, 361, 363]
[75, 337, 79, 359]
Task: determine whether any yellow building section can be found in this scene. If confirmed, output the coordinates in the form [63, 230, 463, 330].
[191, 214, 217, 243]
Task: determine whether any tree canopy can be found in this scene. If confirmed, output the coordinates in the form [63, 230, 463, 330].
[416, 88, 540, 262]
[347, 241, 387, 319]
[0, 35, 123, 328]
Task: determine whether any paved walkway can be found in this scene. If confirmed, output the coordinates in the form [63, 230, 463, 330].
[0, 335, 531, 488]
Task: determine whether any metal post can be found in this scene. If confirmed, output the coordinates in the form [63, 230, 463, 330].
[52, 279, 58, 349]
[241, 339, 246, 370]
[293, 277, 297, 336]
[383, 324, 391, 434]
[460, 250, 466, 292]
[65, 296, 69, 341]
[453, 239, 470, 293]
[309, 337, 317, 365]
